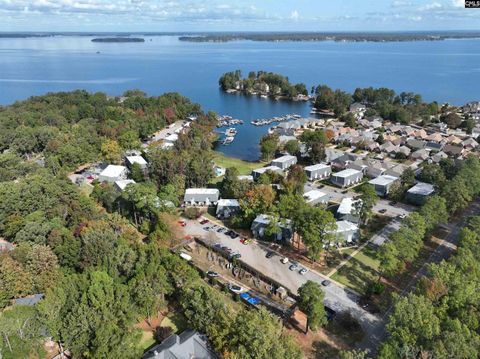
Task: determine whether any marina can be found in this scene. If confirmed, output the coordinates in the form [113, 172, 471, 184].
[217, 115, 244, 127]
[251, 113, 302, 126]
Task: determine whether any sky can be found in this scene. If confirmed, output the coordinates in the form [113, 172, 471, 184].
[0, 0, 479, 32]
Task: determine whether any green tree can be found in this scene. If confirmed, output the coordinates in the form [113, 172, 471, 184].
[101, 139, 122, 164]
[284, 139, 300, 156]
[357, 183, 378, 224]
[297, 280, 327, 333]
[419, 196, 448, 232]
[259, 134, 279, 161]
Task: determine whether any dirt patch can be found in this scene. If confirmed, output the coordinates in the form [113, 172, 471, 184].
[135, 311, 168, 332]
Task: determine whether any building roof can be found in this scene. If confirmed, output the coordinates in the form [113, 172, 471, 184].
[252, 166, 284, 175]
[237, 175, 254, 181]
[115, 179, 136, 191]
[185, 188, 220, 196]
[337, 197, 362, 215]
[304, 163, 330, 172]
[143, 330, 217, 359]
[13, 294, 44, 306]
[369, 175, 398, 186]
[252, 214, 292, 228]
[100, 165, 127, 178]
[272, 155, 297, 163]
[335, 220, 359, 233]
[217, 199, 240, 207]
[407, 182, 435, 196]
[303, 190, 328, 203]
[126, 155, 147, 166]
[332, 168, 362, 178]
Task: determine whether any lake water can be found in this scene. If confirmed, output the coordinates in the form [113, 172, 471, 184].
[1, 35, 480, 160]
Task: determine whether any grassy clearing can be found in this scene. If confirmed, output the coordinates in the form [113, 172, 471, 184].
[212, 151, 264, 175]
[331, 245, 381, 294]
[161, 312, 189, 334]
[138, 331, 155, 350]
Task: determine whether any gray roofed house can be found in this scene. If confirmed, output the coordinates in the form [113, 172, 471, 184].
[216, 199, 240, 219]
[406, 182, 435, 205]
[114, 179, 136, 192]
[184, 188, 220, 206]
[331, 153, 358, 170]
[410, 149, 430, 161]
[304, 163, 332, 181]
[0, 238, 14, 252]
[425, 141, 444, 152]
[406, 139, 426, 150]
[271, 155, 297, 170]
[397, 146, 411, 157]
[368, 175, 399, 197]
[462, 137, 479, 150]
[324, 148, 345, 163]
[385, 164, 408, 178]
[328, 221, 359, 244]
[251, 214, 293, 242]
[125, 155, 148, 170]
[252, 166, 284, 180]
[330, 169, 363, 188]
[431, 151, 448, 163]
[142, 330, 217, 359]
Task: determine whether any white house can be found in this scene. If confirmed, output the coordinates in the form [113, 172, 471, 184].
[271, 155, 297, 170]
[303, 190, 329, 205]
[114, 179, 136, 192]
[98, 165, 128, 183]
[125, 155, 148, 170]
[368, 175, 399, 197]
[337, 197, 362, 223]
[330, 169, 363, 188]
[184, 188, 220, 206]
[304, 163, 332, 181]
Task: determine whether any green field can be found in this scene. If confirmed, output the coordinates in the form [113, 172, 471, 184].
[331, 246, 381, 294]
[213, 151, 264, 175]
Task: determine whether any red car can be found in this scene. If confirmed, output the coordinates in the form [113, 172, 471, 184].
[199, 219, 209, 225]
[178, 221, 187, 227]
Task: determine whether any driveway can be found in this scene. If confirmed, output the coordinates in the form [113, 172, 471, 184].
[184, 218, 383, 348]
[370, 219, 401, 247]
[373, 199, 414, 218]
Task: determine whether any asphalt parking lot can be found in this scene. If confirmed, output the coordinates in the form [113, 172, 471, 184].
[183, 217, 383, 345]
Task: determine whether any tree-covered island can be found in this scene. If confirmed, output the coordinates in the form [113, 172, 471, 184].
[219, 70, 309, 101]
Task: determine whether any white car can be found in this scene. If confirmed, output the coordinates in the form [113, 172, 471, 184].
[299, 268, 308, 275]
[228, 284, 244, 294]
[281, 257, 289, 264]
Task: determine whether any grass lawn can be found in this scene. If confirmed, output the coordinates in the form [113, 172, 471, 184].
[138, 331, 155, 351]
[161, 312, 189, 334]
[332, 246, 381, 294]
[212, 151, 264, 176]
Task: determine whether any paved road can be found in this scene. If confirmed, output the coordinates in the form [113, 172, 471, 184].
[184, 218, 383, 348]
[358, 198, 480, 352]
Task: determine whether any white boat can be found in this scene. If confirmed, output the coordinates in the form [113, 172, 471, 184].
[223, 136, 235, 145]
[225, 128, 237, 136]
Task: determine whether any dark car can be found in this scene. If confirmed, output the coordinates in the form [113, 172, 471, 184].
[389, 201, 397, 206]
[200, 219, 209, 225]
[379, 209, 387, 214]
[265, 251, 275, 258]
[230, 233, 239, 239]
[206, 271, 219, 277]
[225, 230, 234, 236]
[321, 280, 331, 287]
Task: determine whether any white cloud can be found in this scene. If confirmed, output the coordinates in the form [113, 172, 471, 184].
[290, 9, 299, 21]
[452, 0, 465, 7]
[419, 2, 442, 11]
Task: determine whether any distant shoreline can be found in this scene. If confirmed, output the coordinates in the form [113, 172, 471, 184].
[91, 37, 145, 43]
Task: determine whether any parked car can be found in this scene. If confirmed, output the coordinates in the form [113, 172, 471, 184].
[265, 251, 275, 258]
[281, 257, 289, 264]
[183, 245, 193, 252]
[203, 226, 210, 231]
[240, 238, 252, 245]
[178, 220, 187, 227]
[389, 201, 397, 206]
[379, 209, 387, 214]
[228, 284, 244, 294]
[213, 243, 222, 249]
[321, 280, 331, 287]
[225, 230, 234, 236]
[231, 253, 241, 259]
[217, 228, 225, 233]
[398, 213, 407, 219]
[289, 263, 298, 271]
[206, 271, 219, 277]
[200, 219, 209, 225]
[299, 268, 308, 275]
[230, 232, 239, 239]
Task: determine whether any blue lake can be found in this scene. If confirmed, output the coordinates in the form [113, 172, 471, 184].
[1, 35, 479, 160]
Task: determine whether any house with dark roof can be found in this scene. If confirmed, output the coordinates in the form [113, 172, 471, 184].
[142, 330, 217, 359]
[251, 214, 293, 242]
[443, 144, 464, 158]
[406, 139, 426, 150]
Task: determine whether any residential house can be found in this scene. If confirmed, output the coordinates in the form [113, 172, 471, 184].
[462, 137, 479, 150]
[425, 141, 444, 152]
[331, 153, 358, 170]
[114, 179, 136, 192]
[405, 182, 435, 205]
[330, 169, 363, 188]
[184, 188, 220, 206]
[406, 139, 426, 150]
[142, 330, 217, 359]
[446, 135, 462, 145]
[98, 165, 128, 183]
[397, 146, 411, 157]
[431, 151, 448, 164]
[324, 148, 345, 163]
[271, 155, 297, 170]
[380, 141, 398, 155]
[251, 214, 293, 242]
[0, 238, 14, 252]
[125, 155, 148, 171]
[252, 166, 284, 180]
[237, 175, 254, 181]
[425, 132, 443, 143]
[410, 149, 430, 161]
[304, 163, 332, 181]
[385, 164, 408, 178]
[368, 175, 399, 197]
[337, 197, 362, 223]
[328, 221, 359, 244]
[443, 144, 464, 158]
[413, 129, 428, 139]
[350, 102, 367, 114]
[303, 190, 329, 205]
[216, 199, 240, 219]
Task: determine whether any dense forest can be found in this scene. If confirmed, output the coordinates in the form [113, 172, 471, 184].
[0, 90, 302, 358]
[219, 70, 308, 100]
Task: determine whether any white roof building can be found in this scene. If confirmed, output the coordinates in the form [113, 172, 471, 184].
[407, 182, 435, 196]
[184, 188, 220, 206]
[99, 165, 128, 183]
[369, 175, 398, 187]
[126, 155, 147, 168]
[114, 179, 136, 191]
[303, 190, 329, 205]
[304, 163, 330, 172]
